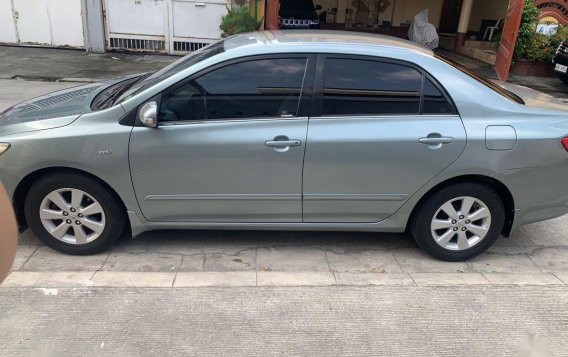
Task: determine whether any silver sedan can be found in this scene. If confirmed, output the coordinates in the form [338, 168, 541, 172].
[1, 31, 567, 261]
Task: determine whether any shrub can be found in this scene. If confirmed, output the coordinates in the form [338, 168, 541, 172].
[514, 0, 541, 60]
[219, 5, 261, 38]
[514, 0, 568, 62]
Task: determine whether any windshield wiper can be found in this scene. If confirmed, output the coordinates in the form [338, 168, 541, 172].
[92, 73, 154, 110]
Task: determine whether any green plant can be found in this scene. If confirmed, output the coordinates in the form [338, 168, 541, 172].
[513, 0, 568, 62]
[514, 0, 541, 60]
[219, 5, 261, 38]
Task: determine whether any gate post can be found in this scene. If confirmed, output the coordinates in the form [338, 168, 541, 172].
[265, 0, 279, 30]
[495, 0, 526, 81]
[82, 0, 106, 53]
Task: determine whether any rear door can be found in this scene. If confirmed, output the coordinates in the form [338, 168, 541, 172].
[302, 55, 467, 222]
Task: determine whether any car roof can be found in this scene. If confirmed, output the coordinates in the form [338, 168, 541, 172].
[223, 30, 434, 56]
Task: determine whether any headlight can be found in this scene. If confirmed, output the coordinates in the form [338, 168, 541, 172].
[0, 143, 10, 156]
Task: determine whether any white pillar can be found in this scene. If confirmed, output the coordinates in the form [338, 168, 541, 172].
[81, 0, 106, 53]
[455, 0, 474, 50]
[457, 0, 474, 34]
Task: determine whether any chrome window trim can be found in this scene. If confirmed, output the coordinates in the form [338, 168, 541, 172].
[159, 116, 309, 127]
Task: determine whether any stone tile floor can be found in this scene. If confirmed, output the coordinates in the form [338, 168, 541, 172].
[5, 214, 568, 288]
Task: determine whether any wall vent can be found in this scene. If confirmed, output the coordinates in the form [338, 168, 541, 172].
[173, 41, 209, 53]
[109, 37, 166, 52]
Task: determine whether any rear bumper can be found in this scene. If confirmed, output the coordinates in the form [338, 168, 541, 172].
[494, 166, 568, 233]
[552, 52, 568, 73]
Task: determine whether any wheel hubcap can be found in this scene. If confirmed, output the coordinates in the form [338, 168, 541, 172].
[430, 196, 492, 251]
[39, 188, 106, 245]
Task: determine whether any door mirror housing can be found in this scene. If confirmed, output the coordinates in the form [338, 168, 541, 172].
[315, 5, 322, 10]
[139, 101, 158, 128]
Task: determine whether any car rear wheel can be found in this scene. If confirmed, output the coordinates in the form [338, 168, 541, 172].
[559, 74, 568, 85]
[411, 183, 505, 261]
[24, 173, 125, 255]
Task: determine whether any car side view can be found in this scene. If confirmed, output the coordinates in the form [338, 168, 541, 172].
[1, 31, 568, 261]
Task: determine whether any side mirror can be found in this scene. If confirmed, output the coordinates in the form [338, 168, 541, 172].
[315, 4, 322, 10]
[139, 101, 158, 128]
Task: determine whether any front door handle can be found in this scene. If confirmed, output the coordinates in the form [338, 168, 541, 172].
[419, 136, 454, 145]
[265, 140, 302, 147]
[265, 136, 301, 152]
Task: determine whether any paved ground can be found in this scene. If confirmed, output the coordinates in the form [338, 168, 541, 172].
[0, 45, 173, 82]
[1, 286, 567, 356]
[1, 48, 568, 356]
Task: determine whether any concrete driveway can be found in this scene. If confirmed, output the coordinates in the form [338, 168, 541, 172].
[1, 78, 568, 356]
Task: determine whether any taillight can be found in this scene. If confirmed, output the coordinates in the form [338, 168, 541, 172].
[562, 137, 568, 152]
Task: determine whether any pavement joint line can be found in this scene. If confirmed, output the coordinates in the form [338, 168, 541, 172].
[554, 273, 567, 284]
[527, 254, 546, 274]
[98, 251, 112, 275]
[18, 245, 39, 271]
[172, 272, 178, 288]
[480, 273, 493, 284]
[391, 251, 406, 274]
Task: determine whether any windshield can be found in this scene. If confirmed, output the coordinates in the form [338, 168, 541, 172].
[436, 54, 525, 105]
[115, 40, 226, 103]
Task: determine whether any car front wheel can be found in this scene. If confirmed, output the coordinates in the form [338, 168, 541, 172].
[412, 183, 505, 261]
[24, 173, 125, 255]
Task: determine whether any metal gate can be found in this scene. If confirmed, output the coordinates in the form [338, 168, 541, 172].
[495, 0, 526, 81]
[103, 0, 228, 54]
[0, 0, 84, 48]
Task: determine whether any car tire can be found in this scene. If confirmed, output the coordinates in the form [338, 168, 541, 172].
[560, 74, 568, 85]
[411, 183, 505, 261]
[24, 173, 125, 255]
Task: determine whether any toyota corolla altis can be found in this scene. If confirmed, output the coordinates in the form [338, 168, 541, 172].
[1, 31, 568, 261]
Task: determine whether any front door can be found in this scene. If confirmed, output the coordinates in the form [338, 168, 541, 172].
[302, 55, 467, 222]
[129, 55, 313, 222]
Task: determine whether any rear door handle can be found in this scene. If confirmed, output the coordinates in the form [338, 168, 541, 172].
[419, 137, 454, 145]
[265, 140, 302, 147]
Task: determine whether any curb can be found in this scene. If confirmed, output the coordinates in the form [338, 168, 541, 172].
[2, 271, 566, 288]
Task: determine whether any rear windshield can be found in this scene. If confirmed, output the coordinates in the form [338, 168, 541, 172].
[435, 55, 525, 105]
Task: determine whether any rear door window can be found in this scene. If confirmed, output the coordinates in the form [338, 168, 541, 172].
[320, 57, 455, 116]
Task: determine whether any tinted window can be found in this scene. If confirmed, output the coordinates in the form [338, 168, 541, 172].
[422, 78, 453, 114]
[160, 58, 307, 121]
[322, 59, 422, 116]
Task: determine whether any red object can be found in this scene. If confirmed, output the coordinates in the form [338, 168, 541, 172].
[265, 0, 280, 30]
[495, 0, 526, 81]
[562, 137, 568, 152]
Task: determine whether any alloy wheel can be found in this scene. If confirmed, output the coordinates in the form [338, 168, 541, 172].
[39, 188, 106, 245]
[430, 196, 492, 251]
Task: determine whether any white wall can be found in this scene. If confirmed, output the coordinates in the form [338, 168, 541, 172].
[1, 0, 84, 47]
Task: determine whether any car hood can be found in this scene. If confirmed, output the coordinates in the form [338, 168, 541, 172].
[0, 75, 140, 137]
[495, 81, 568, 112]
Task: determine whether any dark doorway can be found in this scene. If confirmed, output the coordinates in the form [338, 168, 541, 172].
[439, 0, 463, 33]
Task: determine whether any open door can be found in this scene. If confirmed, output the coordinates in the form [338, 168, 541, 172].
[495, 0, 526, 81]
